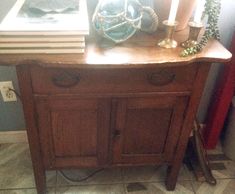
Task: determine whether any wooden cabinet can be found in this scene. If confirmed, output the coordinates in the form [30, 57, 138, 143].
[30, 64, 193, 172]
[10, 35, 231, 194]
[16, 63, 213, 194]
[27, 64, 197, 174]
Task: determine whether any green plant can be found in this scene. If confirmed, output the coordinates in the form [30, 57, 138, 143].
[180, 0, 221, 57]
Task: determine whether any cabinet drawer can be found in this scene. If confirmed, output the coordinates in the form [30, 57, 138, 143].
[30, 65, 198, 95]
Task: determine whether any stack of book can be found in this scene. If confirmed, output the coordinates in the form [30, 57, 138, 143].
[0, 0, 89, 54]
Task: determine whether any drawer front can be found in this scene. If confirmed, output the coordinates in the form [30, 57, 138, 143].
[30, 65, 198, 95]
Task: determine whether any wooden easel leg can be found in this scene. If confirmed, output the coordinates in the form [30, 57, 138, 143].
[191, 121, 216, 185]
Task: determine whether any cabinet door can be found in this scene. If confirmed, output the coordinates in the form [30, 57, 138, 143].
[36, 97, 111, 169]
[112, 96, 188, 165]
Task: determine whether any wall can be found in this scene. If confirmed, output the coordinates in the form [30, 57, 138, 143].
[0, 0, 26, 131]
[197, 0, 235, 122]
[0, 0, 235, 131]
[0, 67, 25, 131]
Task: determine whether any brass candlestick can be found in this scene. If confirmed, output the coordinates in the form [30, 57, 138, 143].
[158, 20, 178, 49]
[181, 21, 204, 48]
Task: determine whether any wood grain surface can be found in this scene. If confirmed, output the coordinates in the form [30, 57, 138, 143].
[0, 31, 231, 68]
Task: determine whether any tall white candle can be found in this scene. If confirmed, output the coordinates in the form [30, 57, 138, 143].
[168, 0, 179, 24]
[194, 0, 205, 24]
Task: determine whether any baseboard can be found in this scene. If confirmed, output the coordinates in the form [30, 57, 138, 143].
[0, 130, 28, 144]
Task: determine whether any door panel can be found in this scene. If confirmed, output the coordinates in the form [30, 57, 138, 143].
[112, 96, 188, 164]
[51, 110, 98, 157]
[36, 97, 111, 169]
[123, 108, 172, 155]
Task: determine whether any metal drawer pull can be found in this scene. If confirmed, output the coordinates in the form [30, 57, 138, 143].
[148, 71, 175, 86]
[51, 72, 80, 88]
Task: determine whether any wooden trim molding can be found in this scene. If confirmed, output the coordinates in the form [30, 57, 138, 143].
[0, 130, 28, 143]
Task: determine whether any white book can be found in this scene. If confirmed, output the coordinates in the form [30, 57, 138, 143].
[0, 48, 85, 54]
[0, 0, 89, 34]
[0, 36, 85, 42]
[0, 31, 87, 36]
[0, 42, 85, 48]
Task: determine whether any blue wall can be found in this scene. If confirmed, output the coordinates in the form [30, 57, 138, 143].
[0, 66, 25, 131]
[0, 0, 25, 131]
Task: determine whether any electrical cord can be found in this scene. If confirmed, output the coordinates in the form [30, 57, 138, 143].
[59, 168, 104, 183]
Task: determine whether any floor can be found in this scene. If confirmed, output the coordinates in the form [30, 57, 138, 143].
[0, 143, 235, 194]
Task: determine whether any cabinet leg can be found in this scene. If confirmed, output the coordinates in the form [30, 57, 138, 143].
[165, 165, 178, 191]
[165, 63, 211, 191]
[34, 169, 46, 194]
[16, 65, 47, 194]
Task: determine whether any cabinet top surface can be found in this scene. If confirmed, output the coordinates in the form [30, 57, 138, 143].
[0, 31, 232, 68]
